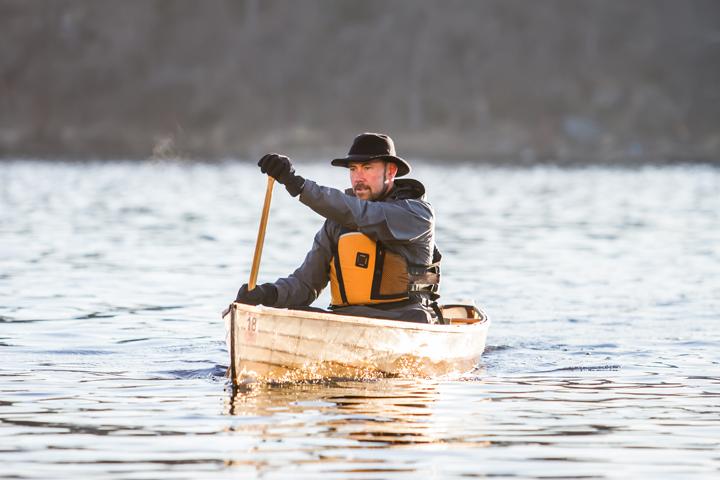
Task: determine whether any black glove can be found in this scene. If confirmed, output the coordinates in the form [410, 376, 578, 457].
[235, 282, 278, 306]
[258, 153, 305, 197]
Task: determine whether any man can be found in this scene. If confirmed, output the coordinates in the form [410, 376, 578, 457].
[235, 132, 442, 323]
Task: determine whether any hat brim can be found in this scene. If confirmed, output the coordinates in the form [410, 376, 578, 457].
[331, 154, 411, 177]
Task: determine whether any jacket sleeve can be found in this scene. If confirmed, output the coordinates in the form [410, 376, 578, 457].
[298, 180, 433, 244]
[272, 220, 335, 307]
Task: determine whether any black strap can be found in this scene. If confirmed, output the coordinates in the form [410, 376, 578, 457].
[329, 295, 426, 311]
[429, 301, 447, 325]
[432, 245, 442, 264]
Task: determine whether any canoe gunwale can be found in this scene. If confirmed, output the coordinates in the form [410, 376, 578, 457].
[224, 302, 489, 333]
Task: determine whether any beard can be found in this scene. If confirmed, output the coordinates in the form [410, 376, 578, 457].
[353, 182, 376, 200]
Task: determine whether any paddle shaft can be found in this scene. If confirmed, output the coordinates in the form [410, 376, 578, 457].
[248, 176, 275, 290]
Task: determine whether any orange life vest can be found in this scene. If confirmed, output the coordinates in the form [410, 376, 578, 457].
[329, 230, 440, 307]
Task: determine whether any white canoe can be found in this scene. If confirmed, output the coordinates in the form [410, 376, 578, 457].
[223, 302, 490, 383]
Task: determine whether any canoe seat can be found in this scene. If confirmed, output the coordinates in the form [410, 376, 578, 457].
[441, 304, 487, 325]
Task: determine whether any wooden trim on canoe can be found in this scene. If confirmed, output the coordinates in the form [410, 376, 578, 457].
[229, 306, 238, 383]
[449, 317, 482, 325]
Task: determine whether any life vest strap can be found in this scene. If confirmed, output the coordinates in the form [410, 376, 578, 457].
[408, 262, 440, 298]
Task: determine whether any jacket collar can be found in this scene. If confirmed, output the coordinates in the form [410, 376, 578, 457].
[344, 178, 426, 201]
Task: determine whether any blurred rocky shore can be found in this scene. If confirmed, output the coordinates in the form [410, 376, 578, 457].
[1, 0, 718, 164]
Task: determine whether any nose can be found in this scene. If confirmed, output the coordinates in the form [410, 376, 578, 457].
[350, 170, 364, 183]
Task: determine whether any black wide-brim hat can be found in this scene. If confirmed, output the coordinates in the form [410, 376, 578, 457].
[331, 133, 411, 177]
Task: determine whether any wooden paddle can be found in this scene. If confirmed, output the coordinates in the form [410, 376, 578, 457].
[226, 175, 275, 385]
[248, 176, 275, 290]
[222, 175, 275, 318]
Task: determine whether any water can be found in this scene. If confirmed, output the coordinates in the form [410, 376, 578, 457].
[1, 160, 719, 479]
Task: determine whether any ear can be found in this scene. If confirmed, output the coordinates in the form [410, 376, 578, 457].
[385, 162, 398, 181]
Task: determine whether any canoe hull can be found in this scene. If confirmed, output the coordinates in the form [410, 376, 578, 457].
[224, 303, 490, 383]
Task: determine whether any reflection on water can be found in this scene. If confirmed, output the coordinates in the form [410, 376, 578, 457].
[222, 374, 719, 478]
[223, 379, 465, 475]
[227, 379, 442, 445]
[1, 161, 719, 478]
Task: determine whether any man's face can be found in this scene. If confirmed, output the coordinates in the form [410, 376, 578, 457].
[349, 160, 397, 200]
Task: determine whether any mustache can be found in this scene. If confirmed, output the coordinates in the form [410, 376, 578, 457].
[353, 183, 369, 190]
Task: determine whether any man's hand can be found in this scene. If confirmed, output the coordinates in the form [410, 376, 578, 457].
[235, 283, 278, 306]
[258, 153, 305, 197]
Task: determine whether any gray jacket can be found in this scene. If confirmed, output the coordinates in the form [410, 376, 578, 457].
[272, 178, 438, 322]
